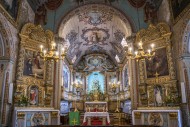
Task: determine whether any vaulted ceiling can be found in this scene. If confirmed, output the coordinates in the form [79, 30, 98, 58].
[58, 4, 133, 64]
[27, 0, 159, 66]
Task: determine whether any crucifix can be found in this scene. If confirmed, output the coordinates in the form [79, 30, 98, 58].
[72, 118, 77, 125]
[154, 72, 159, 83]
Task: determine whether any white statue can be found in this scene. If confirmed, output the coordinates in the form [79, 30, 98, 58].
[155, 86, 162, 106]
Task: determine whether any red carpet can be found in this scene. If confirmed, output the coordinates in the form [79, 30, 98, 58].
[82, 118, 110, 126]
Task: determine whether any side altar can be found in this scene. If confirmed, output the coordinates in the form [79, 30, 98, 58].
[132, 23, 182, 127]
[83, 101, 110, 126]
[13, 107, 60, 127]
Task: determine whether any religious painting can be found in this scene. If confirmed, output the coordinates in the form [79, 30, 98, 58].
[23, 49, 44, 79]
[87, 72, 105, 93]
[62, 64, 70, 89]
[75, 72, 83, 84]
[170, 0, 190, 21]
[145, 48, 169, 78]
[122, 100, 131, 114]
[154, 85, 163, 106]
[60, 101, 70, 114]
[29, 86, 39, 105]
[123, 66, 129, 88]
[0, 0, 19, 20]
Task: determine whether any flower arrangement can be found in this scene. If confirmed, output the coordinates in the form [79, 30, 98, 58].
[18, 95, 29, 106]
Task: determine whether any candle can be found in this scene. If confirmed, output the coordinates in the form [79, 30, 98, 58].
[129, 47, 132, 53]
[43, 50, 47, 55]
[135, 51, 138, 56]
[44, 91, 45, 98]
[40, 45, 43, 52]
[148, 49, 151, 54]
[52, 43, 56, 49]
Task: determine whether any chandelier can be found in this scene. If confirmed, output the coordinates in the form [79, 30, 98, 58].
[72, 80, 83, 112]
[109, 81, 120, 94]
[72, 81, 83, 93]
[40, 41, 66, 62]
[127, 40, 155, 60]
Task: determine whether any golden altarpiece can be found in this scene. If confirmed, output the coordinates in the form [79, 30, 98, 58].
[13, 23, 60, 127]
[132, 23, 182, 127]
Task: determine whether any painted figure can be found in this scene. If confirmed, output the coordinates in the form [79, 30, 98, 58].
[25, 58, 33, 75]
[30, 89, 37, 105]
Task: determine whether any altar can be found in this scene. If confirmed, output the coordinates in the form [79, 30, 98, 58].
[83, 101, 110, 125]
[13, 107, 60, 127]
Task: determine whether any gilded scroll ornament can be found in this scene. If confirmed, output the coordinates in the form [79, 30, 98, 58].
[17, 112, 25, 119]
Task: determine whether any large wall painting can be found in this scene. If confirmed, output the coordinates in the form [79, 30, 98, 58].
[87, 72, 105, 93]
[145, 48, 169, 78]
[60, 101, 70, 114]
[0, 0, 19, 20]
[123, 66, 129, 88]
[23, 49, 44, 79]
[62, 64, 70, 90]
[170, 0, 190, 21]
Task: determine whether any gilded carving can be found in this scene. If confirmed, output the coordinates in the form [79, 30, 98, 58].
[51, 112, 58, 118]
[169, 112, 178, 119]
[136, 23, 170, 43]
[15, 23, 54, 107]
[134, 112, 141, 119]
[148, 113, 163, 126]
[136, 23, 178, 107]
[17, 112, 25, 119]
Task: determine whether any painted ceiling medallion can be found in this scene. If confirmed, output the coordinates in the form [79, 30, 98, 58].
[85, 45, 106, 54]
[81, 27, 110, 45]
[78, 11, 113, 26]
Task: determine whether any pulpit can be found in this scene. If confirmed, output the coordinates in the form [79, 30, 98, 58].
[83, 101, 110, 125]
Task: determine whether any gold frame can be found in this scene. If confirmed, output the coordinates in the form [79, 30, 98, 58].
[168, 0, 190, 24]
[0, 0, 22, 28]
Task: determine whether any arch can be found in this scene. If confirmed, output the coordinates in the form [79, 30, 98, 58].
[0, 33, 5, 57]
[0, 13, 14, 59]
[57, 4, 136, 35]
[180, 9, 190, 54]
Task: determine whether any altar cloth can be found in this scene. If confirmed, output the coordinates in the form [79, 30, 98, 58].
[83, 112, 110, 123]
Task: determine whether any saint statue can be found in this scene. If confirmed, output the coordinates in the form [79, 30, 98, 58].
[30, 89, 37, 105]
[155, 86, 162, 106]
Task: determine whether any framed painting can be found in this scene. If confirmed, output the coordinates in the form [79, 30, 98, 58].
[23, 49, 44, 79]
[169, 0, 190, 23]
[29, 85, 39, 105]
[145, 47, 169, 78]
[62, 64, 70, 90]
[123, 66, 129, 88]
[0, 0, 19, 20]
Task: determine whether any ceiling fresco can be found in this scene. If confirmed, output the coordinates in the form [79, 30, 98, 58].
[58, 4, 132, 65]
